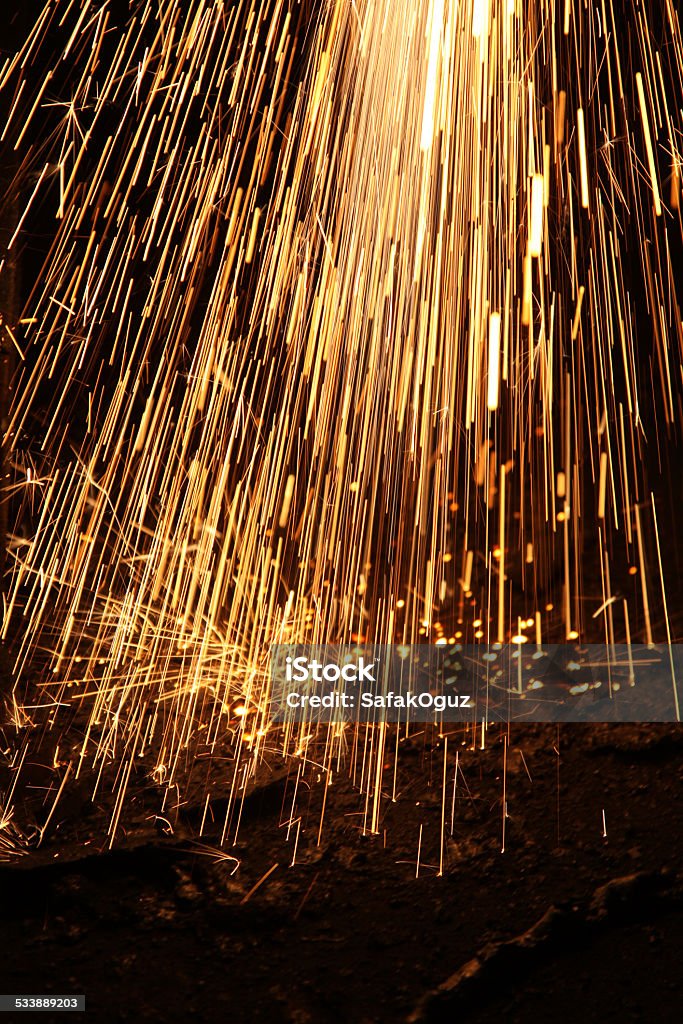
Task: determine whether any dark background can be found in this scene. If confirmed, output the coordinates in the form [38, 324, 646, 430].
[1, 3, 682, 1023]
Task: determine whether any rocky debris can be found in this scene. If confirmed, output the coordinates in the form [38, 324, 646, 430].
[408, 871, 682, 1022]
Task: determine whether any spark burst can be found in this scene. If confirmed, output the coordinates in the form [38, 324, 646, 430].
[0, 0, 682, 843]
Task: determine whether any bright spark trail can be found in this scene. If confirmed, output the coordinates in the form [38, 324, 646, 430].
[1, 0, 683, 843]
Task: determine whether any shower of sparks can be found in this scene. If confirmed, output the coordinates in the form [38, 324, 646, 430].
[1, 0, 683, 845]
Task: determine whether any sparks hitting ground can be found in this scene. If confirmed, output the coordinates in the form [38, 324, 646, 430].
[1, 1, 682, 843]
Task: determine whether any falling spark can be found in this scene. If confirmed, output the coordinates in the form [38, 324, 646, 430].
[487, 312, 501, 411]
[0, 0, 681, 842]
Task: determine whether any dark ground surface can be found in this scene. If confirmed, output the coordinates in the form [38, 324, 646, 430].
[1, 721, 682, 1023]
